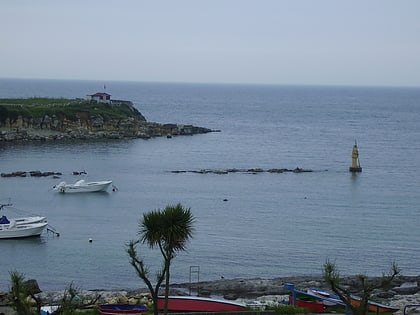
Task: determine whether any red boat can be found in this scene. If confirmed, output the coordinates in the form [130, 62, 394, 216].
[97, 304, 147, 315]
[288, 296, 325, 313]
[157, 296, 247, 312]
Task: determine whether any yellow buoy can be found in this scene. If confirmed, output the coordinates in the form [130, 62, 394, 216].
[349, 142, 362, 172]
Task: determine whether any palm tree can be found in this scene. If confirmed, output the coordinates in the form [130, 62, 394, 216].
[127, 203, 195, 315]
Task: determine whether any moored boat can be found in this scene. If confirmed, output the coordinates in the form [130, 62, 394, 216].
[0, 221, 48, 239]
[0, 215, 46, 226]
[156, 296, 247, 312]
[0, 202, 49, 239]
[97, 304, 147, 315]
[53, 179, 112, 193]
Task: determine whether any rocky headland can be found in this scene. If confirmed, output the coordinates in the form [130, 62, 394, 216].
[0, 98, 214, 142]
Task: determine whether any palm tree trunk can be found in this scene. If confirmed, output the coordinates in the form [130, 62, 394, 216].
[164, 260, 171, 315]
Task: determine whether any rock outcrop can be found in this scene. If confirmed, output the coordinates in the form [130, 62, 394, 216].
[0, 101, 213, 142]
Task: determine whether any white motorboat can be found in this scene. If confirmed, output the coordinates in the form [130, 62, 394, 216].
[0, 202, 59, 238]
[0, 221, 48, 239]
[0, 215, 46, 226]
[53, 179, 112, 193]
[0, 202, 47, 227]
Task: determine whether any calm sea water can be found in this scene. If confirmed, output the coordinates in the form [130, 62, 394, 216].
[0, 79, 419, 291]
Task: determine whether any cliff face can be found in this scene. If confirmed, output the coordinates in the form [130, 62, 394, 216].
[0, 101, 212, 141]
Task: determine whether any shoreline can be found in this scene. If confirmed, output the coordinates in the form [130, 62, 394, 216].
[1, 276, 418, 314]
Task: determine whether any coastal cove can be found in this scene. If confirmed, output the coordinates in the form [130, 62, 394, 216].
[0, 79, 419, 295]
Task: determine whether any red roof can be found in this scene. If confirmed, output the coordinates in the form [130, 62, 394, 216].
[90, 92, 111, 97]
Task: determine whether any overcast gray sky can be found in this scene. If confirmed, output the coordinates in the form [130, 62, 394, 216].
[1, 0, 419, 86]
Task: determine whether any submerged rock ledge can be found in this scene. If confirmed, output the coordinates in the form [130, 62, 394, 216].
[171, 167, 321, 174]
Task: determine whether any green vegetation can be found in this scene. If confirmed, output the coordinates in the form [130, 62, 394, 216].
[0, 97, 74, 106]
[8, 271, 100, 315]
[127, 203, 195, 315]
[323, 260, 401, 315]
[0, 97, 144, 123]
[267, 304, 309, 314]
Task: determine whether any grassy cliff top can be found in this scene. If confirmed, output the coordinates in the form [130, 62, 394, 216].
[0, 97, 145, 122]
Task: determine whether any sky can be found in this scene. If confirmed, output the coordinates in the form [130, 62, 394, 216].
[1, 0, 420, 87]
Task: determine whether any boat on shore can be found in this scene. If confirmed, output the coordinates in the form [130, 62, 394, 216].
[53, 179, 112, 193]
[307, 287, 399, 313]
[156, 296, 247, 312]
[350, 295, 399, 313]
[288, 295, 325, 313]
[40, 305, 59, 315]
[97, 304, 147, 315]
[307, 288, 341, 305]
[404, 304, 420, 315]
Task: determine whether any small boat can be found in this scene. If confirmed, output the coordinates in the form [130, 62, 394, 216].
[288, 295, 325, 313]
[156, 296, 247, 312]
[53, 179, 112, 193]
[404, 304, 420, 315]
[97, 304, 147, 315]
[40, 305, 59, 315]
[1, 214, 47, 226]
[350, 295, 399, 313]
[0, 221, 48, 239]
[308, 287, 399, 313]
[0, 202, 49, 238]
[307, 288, 341, 305]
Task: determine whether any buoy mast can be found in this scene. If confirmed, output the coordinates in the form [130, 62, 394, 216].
[349, 141, 362, 172]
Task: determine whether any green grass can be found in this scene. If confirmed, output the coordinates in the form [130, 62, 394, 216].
[267, 304, 309, 314]
[0, 97, 74, 105]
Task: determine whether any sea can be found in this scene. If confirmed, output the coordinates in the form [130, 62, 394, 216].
[0, 78, 419, 292]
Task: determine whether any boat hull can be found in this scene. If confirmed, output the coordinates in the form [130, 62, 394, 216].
[97, 304, 147, 315]
[40, 306, 59, 315]
[308, 288, 399, 313]
[54, 180, 112, 193]
[289, 296, 325, 313]
[350, 296, 399, 313]
[0, 222, 48, 239]
[157, 296, 247, 312]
